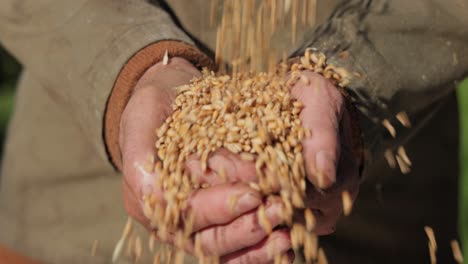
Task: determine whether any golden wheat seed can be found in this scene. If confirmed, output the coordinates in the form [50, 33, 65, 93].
[210, 0, 218, 26]
[342, 190, 353, 216]
[153, 251, 161, 264]
[304, 208, 316, 231]
[429, 242, 437, 264]
[396, 155, 411, 174]
[194, 233, 203, 257]
[149, 233, 155, 253]
[135, 236, 142, 263]
[126, 234, 135, 257]
[396, 111, 411, 127]
[258, 205, 272, 234]
[228, 195, 239, 213]
[317, 247, 329, 264]
[91, 239, 99, 257]
[382, 119, 396, 138]
[304, 232, 318, 262]
[163, 49, 169, 65]
[384, 149, 396, 169]
[274, 253, 282, 264]
[424, 226, 437, 251]
[397, 146, 412, 166]
[112, 237, 125, 263]
[123, 217, 133, 238]
[451, 240, 463, 263]
[240, 152, 255, 161]
[175, 249, 185, 264]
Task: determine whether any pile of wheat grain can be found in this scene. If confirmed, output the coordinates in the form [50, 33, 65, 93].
[130, 50, 353, 264]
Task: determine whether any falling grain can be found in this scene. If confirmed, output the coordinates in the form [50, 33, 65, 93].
[291, 0, 298, 45]
[397, 146, 412, 166]
[308, 0, 317, 26]
[382, 119, 396, 138]
[304, 208, 316, 231]
[112, 238, 125, 263]
[210, 0, 218, 26]
[258, 205, 272, 234]
[451, 240, 463, 263]
[91, 239, 99, 257]
[425, 226, 437, 251]
[163, 49, 169, 65]
[135, 236, 142, 263]
[384, 149, 396, 169]
[317, 247, 328, 264]
[149, 233, 155, 253]
[396, 155, 411, 174]
[153, 251, 161, 264]
[429, 242, 437, 264]
[396, 111, 411, 127]
[123, 217, 133, 238]
[342, 190, 353, 216]
[139, 17, 354, 262]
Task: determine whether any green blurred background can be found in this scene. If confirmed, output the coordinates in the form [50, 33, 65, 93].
[0, 45, 467, 259]
[0, 45, 20, 157]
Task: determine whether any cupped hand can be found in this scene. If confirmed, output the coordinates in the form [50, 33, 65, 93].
[291, 71, 362, 235]
[119, 57, 292, 263]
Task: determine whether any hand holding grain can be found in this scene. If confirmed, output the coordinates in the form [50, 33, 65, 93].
[119, 58, 291, 263]
[291, 71, 361, 235]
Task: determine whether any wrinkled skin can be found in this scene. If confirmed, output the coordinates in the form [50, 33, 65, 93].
[120, 58, 360, 263]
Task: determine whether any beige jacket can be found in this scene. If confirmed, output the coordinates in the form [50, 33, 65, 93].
[0, 0, 467, 263]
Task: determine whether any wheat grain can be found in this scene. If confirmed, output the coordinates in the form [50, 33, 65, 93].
[163, 49, 169, 65]
[397, 146, 412, 166]
[384, 149, 396, 169]
[91, 239, 99, 257]
[425, 226, 438, 252]
[451, 240, 463, 263]
[396, 111, 411, 127]
[342, 190, 353, 216]
[382, 119, 396, 138]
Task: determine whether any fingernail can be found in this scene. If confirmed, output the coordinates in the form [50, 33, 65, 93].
[234, 192, 262, 214]
[315, 151, 336, 188]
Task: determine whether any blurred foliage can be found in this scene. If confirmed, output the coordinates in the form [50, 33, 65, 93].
[458, 79, 468, 257]
[0, 45, 21, 157]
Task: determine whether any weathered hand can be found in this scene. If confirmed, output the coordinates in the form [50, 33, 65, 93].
[119, 57, 291, 262]
[186, 149, 293, 264]
[291, 71, 361, 235]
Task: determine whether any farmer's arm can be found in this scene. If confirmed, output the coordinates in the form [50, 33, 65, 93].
[0, 0, 211, 166]
[293, 0, 468, 163]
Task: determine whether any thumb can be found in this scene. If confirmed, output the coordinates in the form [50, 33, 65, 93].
[290, 71, 343, 189]
[120, 84, 173, 204]
[119, 58, 202, 220]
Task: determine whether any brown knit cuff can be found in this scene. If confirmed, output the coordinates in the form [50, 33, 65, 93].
[104, 40, 214, 171]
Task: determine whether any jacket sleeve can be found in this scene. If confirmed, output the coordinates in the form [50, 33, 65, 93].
[0, 0, 212, 164]
[292, 0, 468, 164]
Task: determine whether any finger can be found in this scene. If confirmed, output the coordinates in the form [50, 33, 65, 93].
[304, 150, 360, 235]
[197, 201, 284, 256]
[120, 59, 202, 223]
[188, 183, 262, 232]
[209, 149, 258, 183]
[220, 229, 293, 264]
[186, 149, 258, 186]
[291, 71, 343, 189]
